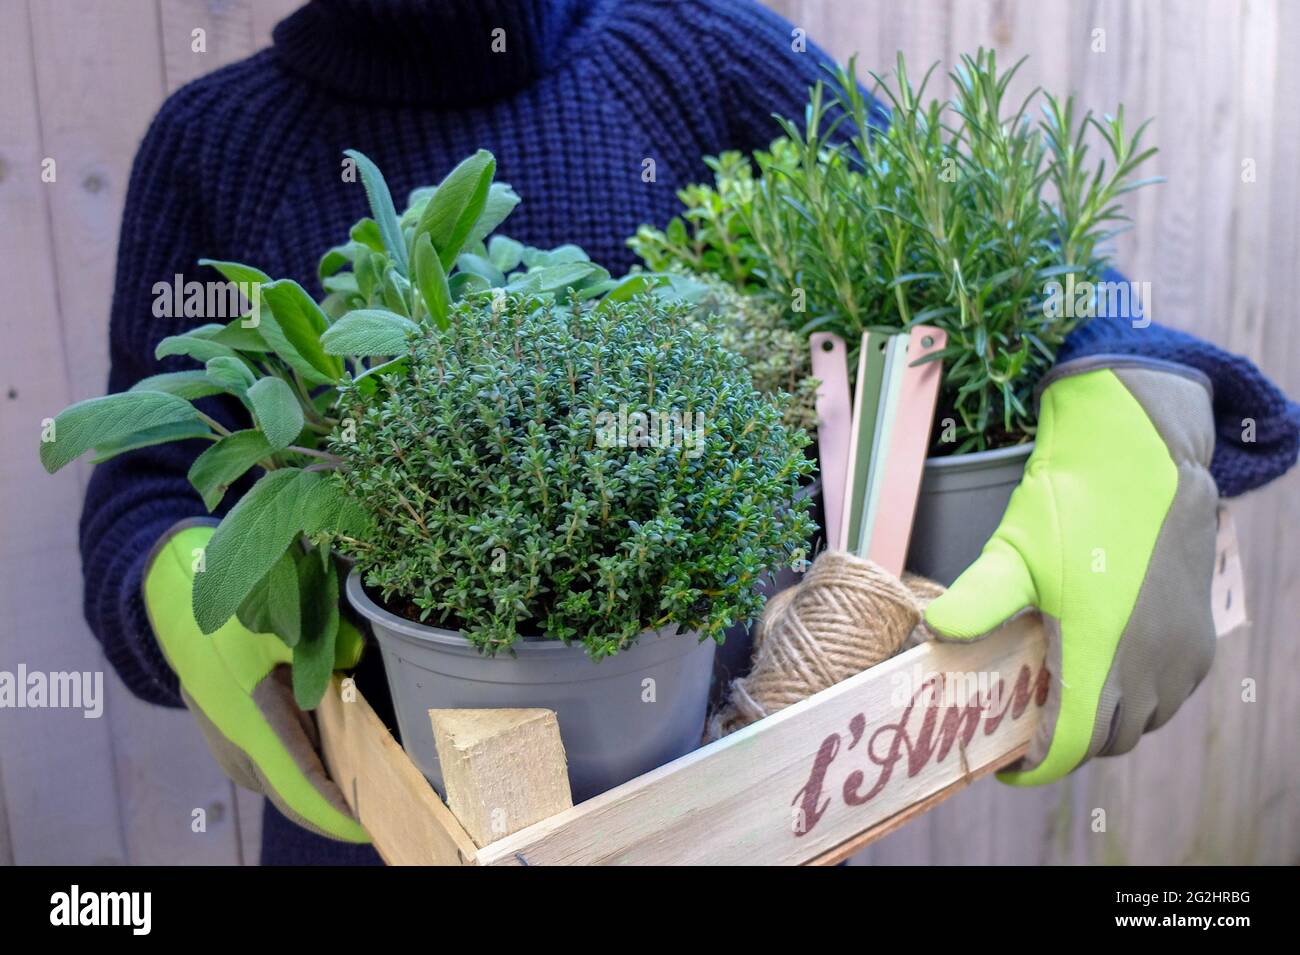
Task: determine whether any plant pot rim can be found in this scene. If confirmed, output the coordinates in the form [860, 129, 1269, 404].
[344, 569, 683, 655]
[924, 440, 1034, 472]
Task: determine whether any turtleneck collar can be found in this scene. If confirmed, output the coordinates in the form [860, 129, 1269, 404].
[272, 0, 591, 107]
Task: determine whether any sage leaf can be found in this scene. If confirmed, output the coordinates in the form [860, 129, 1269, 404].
[91, 419, 214, 464]
[321, 309, 418, 357]
[267, 551, 302, 648]
[291, 548, 339, 709]
[318, 240, 370, 281]
[343, 150, 408, 275]
[246, 377, 304, 451]
[300, 477, 374, 539]
[415, 150, 495, 270]
[155, 326, 241, 365]
[259, 279, 344, 385]
[235, 561, 277, 635]
[455, 252, 505, 287]
[322, 273, 361, 297]
[192, 468, 321, 633]
[187, 429, 273, 511]
[487, 235, 525, 273]
[466, 182, 521, 245]
[350, 217, 385, 254]
[413, 233, 451, 331]
[210, 319, 271, 353]
[380, 269, 411, 317]
[205, 356, 256, 398]
[198, 260, 271, 332]
[523, 244, 589, 268]
[130, 371, 223, 401]
[199, 258, 272, 287]
[507, 262, 601, 295]
[449, 272, 491, 299]
[351, 355, 408, 395]
[40, 391, 204, 474]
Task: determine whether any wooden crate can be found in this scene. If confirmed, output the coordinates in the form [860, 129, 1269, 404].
[318, 509, 1245, 866]
[319, 614, 1044, 865]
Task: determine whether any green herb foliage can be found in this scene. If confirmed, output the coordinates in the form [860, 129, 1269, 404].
[686, 274, 819, 435]
[40, 151, 642, 707]
[630, 50, 1161, 451]
[39, 149, 811, 702]
[332, 293, 815, 658]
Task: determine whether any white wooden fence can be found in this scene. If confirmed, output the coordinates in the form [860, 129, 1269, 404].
[0, 0, 1295, 864]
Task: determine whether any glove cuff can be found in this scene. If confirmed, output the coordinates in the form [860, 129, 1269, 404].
[1035, 354, 1213, 411]
[142, 516, 220, 589]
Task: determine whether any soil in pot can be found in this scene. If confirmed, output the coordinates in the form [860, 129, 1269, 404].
[905, 442, 1033, 586]
[345, 572, 717, 804]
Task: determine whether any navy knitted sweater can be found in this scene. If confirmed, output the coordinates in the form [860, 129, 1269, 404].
[82, 0, 1296, 865]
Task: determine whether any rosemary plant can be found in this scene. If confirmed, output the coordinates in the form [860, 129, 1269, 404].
[630, 49, 1161, 451]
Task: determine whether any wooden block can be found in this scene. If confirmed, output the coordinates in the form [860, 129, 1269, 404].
[429, 709, 573, 848]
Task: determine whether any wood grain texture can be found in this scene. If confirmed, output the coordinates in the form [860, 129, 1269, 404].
[429, 708, 573, 848]
[0, 0, 294, 864]
[472, 615, 1049, 866]
[0, 0, 131, 866]
[318, 679, 479, 866]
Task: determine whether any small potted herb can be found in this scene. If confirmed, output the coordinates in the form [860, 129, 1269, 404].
[40, 150, 812, 799]
[337, 290, 812, 798]
[630, 50, 1160, 581]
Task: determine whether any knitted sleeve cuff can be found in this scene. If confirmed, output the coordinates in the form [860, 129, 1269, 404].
[112, 517, 191, 708]
[1059, 269, 1299, 497]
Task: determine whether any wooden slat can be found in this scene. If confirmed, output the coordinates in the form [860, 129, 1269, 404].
[809, 741, 1029, 865]
[473, 615, 1048, 866]
[0, 0, 129, 867]
[0, 754, 14, 865]
[158, 0, 301, 91]
[318, 678, 479, 866]
[1245, 0, 1300, 865]
[23, 0, 248, 866]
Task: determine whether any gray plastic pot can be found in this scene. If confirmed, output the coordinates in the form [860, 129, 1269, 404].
[904, 442, 1033, 586]
[345, 572, 717, 803]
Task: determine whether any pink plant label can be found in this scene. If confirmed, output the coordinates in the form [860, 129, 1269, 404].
[810, 332, 851, 551]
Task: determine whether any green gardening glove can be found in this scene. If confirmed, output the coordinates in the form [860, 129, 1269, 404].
[143, 520, 369, 842]
[924, 356, 1218, 786]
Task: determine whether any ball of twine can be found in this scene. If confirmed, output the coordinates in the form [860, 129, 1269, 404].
[707, 551, 945, 740]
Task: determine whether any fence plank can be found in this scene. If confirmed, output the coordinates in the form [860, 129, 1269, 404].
[0, 0, 128, 865]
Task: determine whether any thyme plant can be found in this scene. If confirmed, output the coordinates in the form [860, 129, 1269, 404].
[333, 293, 815, 657]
